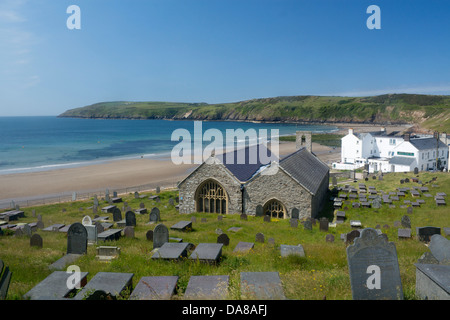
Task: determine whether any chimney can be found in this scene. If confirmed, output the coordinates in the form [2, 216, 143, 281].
[440, 132, 447, 145]
[380, 127, 386, 133]
[296, 131, 312, 152]
[404, 133, 410, 142]
[349, 128, 354, 135]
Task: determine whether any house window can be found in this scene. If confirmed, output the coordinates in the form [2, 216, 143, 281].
[397, 151, 414, 156]
[389, 139, 396, 145]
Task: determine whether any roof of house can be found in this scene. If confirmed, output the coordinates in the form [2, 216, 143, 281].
[278, 147, 329, 195]
[389, 156, 416, 166]
[408, 137, 448, 150]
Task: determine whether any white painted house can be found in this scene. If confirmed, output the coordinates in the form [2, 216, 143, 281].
[334, 128, 449, 173]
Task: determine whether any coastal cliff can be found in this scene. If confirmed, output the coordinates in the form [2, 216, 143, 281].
[58, 94, 450, 132]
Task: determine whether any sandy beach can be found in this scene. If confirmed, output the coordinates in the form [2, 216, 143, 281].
[0, 123, 410, 203]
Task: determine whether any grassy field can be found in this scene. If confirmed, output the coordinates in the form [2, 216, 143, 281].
[1, 171, 449, 300]
[279, 133, 344, 148]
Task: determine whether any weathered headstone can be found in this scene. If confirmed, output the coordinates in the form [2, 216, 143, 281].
[325, 234, 335, 243]
[189, 243, 223, 264]
[263, 215, 271, 223]
[146, 230, 153, 241]
[428, 234, 450, 264]
[217, 233, 230, 246]
[255, 232, 265, 243]
[345, 230, 361, 246]
[170, 221, 192, 232]
[151, 242, 190, 260]
[67, 223, 88, 255]
[255, 205, 263, 217]
[398, 228, 412, 240]
[290, 219, 298, 228]
[415, 263, 450, 300]
[30, 233, 43, 248]
[184, 275, 229, 300]
[401, 215, 411, 229]
[130, 276, 178, 300]
[81, 216, 92, 226]
[319, 217, 329, 232]
[112, 208, 122, 222]
[233, 241, 254, 253]
[149, 207, 160, 222]
[153, 224, 169, 249]
[347, 228, 403, 300]
[240, 213, 248, 221]
[240, 272, 286, 300]
[125, 211, 136, 227]
[280, 244, 305, 258]
[123, 226, 135, 238]
[303, 219, 312, 231]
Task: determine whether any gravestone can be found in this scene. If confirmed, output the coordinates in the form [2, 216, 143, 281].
[67, 223, 88, 255]
[398, 229, 412, 240]
[401, 215, 411, 229]
[23, 224, 32, 237]
[415, 264, 450, 300]
[406, 206, 413, 214]
[149, 207, 160, 222]
[345, 230, 361, 246]
[240, 272, 286, 300]
[96, 246, 121, 261]
[319, 217, 329, 232]
[372, 197, 382, 209]
[191, 216, 197, 223]
[112, 208, 122, 222]
[326, 234, 335, 243]
[290, 219, 298, 228]
[85, 225, 98, 245]
[151, 242, 190, 260]
[217, 215, 223, 222]
[255, 205, 263, 217]
[280, 244, 305, 258]
[255, 233, 265, 243]
[291, 208, 299, 220]
[130, 276, 178, 300]
[125, 211, 136, 227]
[217, 233, 230, 246]
[140, 202, 145, 209]
[414, 167, 419, 174]
[146, 230, 153, 241]
[156, 186, 160, 194]
[428, 234, 450, 264]
[134, 192, 139, 199]
[30, 233, 43, 248]
[240, 213, 248, 221]
[184, 275, 229, 300]
[74, 272, 133, 300]
[263, 215, 271, 223]
[233, 241, 254, 253]
[123, 226, 135, 238]
[417, 226, 441, 242]
[81, 216, 92, 226]
[168, 198, 174, 206]
[170, 221, 192, 232]
[153, 224, 169, 249]
[303, 219, 312, 231]
[201, 218, 207, 223]
[347, 228, 403, 300]
[189, 243, 223, 264]
[332, 176, 337, 186]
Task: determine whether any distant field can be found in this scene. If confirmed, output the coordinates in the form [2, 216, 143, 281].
[1, 171, 449, 300]
[279, 133, 344, 148]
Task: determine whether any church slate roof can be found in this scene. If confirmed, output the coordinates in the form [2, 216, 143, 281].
[409, 137, 447, 150]
[219, 144, 277, 182]
[278, 147, 329, 195]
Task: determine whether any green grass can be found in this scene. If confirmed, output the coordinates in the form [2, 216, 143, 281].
[279, 133, 344, 148]
[1, 171, 449, 300]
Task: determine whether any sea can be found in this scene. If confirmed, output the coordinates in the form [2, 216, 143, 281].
[0, 117, 337, 175]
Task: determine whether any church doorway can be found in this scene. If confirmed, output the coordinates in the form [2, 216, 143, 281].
[195, 179, 228, 214]
[263, 199, 286, 219]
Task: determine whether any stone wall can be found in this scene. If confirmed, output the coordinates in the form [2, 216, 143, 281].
[243, 164, 313, 219]
[178, 157, 243, 215]
[310, 170, 330, 219]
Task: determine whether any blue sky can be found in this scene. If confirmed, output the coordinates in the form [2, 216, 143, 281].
[1, 0, 450, 116]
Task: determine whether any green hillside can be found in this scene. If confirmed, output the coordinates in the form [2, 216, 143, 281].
[58, 94, 450, 132]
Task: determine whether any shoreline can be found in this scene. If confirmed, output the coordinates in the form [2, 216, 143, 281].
[0, 122, 409, 205]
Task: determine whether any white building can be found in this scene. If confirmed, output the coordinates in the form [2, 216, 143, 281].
[334, 128, 449, 173]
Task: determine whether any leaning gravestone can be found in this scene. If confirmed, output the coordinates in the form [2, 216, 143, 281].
[347, 228, 403, 300]
[125, 211, 136, 227]
[428, 234, 450, 264]
[153, 224, 169, 249]
[67, 223, 88, 255]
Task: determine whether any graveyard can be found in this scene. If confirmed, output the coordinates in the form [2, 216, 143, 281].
[0, 171, 449, 300]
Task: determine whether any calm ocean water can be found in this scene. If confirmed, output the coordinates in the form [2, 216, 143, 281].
[0, 117, 337, 175]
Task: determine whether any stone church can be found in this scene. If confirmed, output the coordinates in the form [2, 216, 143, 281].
[177, 132, 330, 220]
